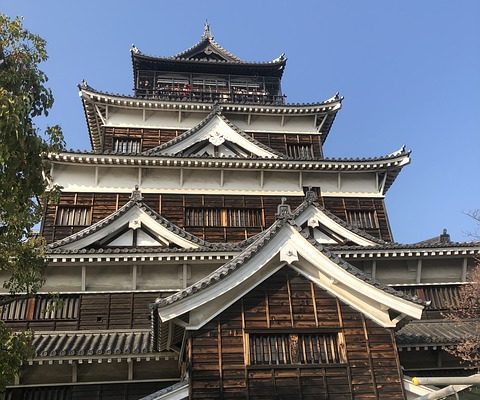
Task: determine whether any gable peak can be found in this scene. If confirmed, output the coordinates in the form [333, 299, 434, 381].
[202, 20, 213, 40]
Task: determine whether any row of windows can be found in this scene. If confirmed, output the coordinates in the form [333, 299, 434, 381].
[1, 296, 80, 321]
[249, 333, 344, 366]
[56, 207, 91, 226]
[53, 206, 378, 231]
[110, 138, 316, 158]
[346, 210, 379, 229]
[185, 208, 263, 227]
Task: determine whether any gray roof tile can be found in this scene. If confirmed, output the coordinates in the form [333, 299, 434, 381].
[396, 320, 480, 346]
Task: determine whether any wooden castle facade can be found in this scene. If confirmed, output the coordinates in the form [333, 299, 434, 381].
[2, 24, 479, 400]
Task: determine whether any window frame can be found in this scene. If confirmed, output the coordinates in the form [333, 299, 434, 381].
[245, 329, 347, 369]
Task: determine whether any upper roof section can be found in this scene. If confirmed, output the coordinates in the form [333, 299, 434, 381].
[131, 23, 287, 104]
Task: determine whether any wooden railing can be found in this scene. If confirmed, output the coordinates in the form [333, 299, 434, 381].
[135, 88, 286, 105]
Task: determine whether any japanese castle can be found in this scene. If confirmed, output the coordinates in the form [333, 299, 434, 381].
[2, 24, 479, 400]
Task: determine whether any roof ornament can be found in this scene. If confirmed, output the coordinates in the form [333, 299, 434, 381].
[131, 44, 140, 54]
[130, 185, 143, 201]
[212, 102, 222, 114]
[274, 53, 286, 62]
[276, 197, 292, 219]
[202, 20, 213, 40]
[304, 186, 319, 203]
[440, 228, 451, 244]
[80, 79, 88, 89]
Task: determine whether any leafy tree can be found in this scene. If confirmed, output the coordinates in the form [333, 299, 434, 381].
[0, 14, 64, 391]
[444, 263, 480, 370]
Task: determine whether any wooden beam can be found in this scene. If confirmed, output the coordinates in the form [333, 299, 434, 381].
[462, 258, 468, 281]
[94, 166, 99, 186]
[81, 266, 86, 291]
[316, 113, 328, 133]
[132, 265, 137, 290]
[416, 259, 422, 284]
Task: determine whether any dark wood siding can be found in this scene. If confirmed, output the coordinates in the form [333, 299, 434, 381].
[42, 193, 391, 243]
[187, 268, 405, 399]
[247, 132, 323, 158]
[1, 293, 160, 331]
[103, 126, 323, 158]
[103, 127, 186, 152]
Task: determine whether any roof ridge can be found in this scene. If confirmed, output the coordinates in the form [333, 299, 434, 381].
[154, 201, 423, 308]
[291, 193, 387, 245]
[142, 107, 284, 158]
[47, 189, 212, 251]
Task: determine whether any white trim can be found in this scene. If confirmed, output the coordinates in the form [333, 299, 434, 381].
[157, 225, 423, 328]
[294, 204, 378, 246]
[156, 114, 279, 159]
[55, 205, 199, 251]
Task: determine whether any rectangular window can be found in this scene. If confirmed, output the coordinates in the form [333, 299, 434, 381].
[55, 206, 91, 226]
[185, 208, 263, 227]
[286, 144, 314, 159]
[249, 333, 344, 366]
[113, 138, 141, 153]
[1, 295, 79, 321]
[346, 210, 379, 229]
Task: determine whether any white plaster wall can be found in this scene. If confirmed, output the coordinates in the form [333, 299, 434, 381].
[222, 170, 261, 191]
[43, 265, 82, 291]
[142, 168, 180, 190]
[136, 264, 180, 290]
[422, 258, 463, 283]
[375, 260, 418, 284]
[53, 164, 95, 190]
[302, 172, 338, 192]
[86, 265, 132, 291]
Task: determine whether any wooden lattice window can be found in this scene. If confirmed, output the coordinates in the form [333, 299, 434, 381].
[185, 208, 263, 227]
[286, 144, 314, 159]
[113, 138, 141, 153]
[346, 210, 379, 229]
[248, 332, 344, 366]
[55, 206, 91, 226]
[1, 295, 79, 321]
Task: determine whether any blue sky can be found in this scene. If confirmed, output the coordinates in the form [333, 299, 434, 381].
[3, 1, 479, 243]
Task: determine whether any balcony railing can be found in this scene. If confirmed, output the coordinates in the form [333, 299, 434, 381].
[135, 88, 286, 105]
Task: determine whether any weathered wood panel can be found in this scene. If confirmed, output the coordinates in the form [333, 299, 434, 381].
[2, 293, 159, 331]
[188, 268, 404, 399]
[42, 193, 390, 243]
[103, 127, 185, 152]
[103, 126, 324, 158]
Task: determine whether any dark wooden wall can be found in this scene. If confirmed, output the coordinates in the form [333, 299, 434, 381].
[102, 126, 323, 158]
[187, 268, 405, 400]
[42, 193, 391, 243]
[2, 292, 159, 331]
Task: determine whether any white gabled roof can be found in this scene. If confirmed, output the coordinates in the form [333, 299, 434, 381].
[48, 190, 208, 252]
[155, 207, 424, 329]
[292, 197, 384, 247]
[144, 108, 283, 159]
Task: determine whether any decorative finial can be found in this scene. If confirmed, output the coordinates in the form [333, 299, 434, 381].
[440, 228, 451, 244]
[80, 79, 88, 89]
[304, 186, 319, 203]
[202, 20, 213, 39]
[131, 44, 139, 54]
[131, 185, 143, 201]
[212, 102, 222, 113]
[276, 197, 292, 219]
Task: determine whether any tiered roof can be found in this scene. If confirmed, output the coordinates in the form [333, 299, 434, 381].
[131, 23, 287, 81]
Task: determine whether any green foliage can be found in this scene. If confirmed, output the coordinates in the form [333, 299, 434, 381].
[0, 14, 64, 389]
[0, 322, 33, 390]
[0, 14, 64, 291]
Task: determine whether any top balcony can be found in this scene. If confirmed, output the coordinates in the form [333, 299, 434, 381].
[135, 85, 286, 105]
